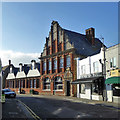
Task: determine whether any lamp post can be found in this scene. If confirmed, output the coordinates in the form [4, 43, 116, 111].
[101, 37, 107, 101]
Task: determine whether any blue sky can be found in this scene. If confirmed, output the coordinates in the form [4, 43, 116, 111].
[1, 2, 118, 66]
[2, 2, 118, 53]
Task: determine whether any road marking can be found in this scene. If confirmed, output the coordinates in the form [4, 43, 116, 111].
[8, 112, 18, 115]
[17, 99, 42, 120]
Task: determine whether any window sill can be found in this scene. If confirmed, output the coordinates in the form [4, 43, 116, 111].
[53, 90, 63, 91]
[42, 89, 51, 91]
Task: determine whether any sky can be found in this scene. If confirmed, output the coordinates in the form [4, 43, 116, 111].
[0, 2, 118, 66]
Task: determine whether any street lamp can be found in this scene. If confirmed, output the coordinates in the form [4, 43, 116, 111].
[101, 37, 107, 101]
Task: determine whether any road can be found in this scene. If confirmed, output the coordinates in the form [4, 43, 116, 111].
[15, 95, 120, 120]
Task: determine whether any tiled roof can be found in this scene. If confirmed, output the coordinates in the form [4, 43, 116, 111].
[64, 29, 102, 56]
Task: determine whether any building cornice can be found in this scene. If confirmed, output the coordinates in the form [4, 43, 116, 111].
[39, 48, 76, 60]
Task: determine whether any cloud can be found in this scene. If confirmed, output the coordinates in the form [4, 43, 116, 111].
[0, 50, 40, 67]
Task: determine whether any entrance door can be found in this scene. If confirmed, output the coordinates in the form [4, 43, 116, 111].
[67, 81, 70, 96]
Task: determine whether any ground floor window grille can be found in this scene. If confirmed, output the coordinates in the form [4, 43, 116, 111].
[43, 78, 50, 90]
[54, 77, 63, 90]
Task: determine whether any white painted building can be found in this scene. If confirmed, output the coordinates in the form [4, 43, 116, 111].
[74, 48, 104, 101]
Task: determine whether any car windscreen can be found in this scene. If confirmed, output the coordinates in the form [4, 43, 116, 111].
[3, 89, 12, 92]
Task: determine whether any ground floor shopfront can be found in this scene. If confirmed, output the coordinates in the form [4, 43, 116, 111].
[105, 76, 120, 103]
[5, 69, 76, 96]
[72, 76, 104, 101]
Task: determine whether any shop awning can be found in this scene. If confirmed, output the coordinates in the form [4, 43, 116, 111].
[71, 76, 103, 84]
[105, 77, 120, 84]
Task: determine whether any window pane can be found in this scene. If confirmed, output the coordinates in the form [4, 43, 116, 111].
[54, 59, 57, 70]
[54, 77, 63, 90]
[49, 60, 51, 70]
[60, 58, 64, 68]
[81, 65, 85, 74]
[113, 57, 116, 68]
[66, 56, 70, 68]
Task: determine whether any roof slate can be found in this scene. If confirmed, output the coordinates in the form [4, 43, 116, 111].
[64, 29, 102, 56]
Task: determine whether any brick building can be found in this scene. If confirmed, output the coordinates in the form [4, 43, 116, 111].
[39, 21, 102, 96]
[6, 21, 103, 96]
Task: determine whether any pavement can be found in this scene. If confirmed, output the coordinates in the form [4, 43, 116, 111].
[2, 98, 34, 120]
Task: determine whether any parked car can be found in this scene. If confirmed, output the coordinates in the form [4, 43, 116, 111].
[2, 89, 16, 98]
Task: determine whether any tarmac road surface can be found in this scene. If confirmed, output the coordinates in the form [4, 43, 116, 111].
[15, 94, 120, 120]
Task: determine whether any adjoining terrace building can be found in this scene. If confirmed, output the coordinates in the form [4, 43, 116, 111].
[105, 44, 120, 103]
[6, 21, 103, 96]
[73, 48, 105, 101]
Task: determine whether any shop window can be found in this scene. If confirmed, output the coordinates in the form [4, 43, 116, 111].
[66, 55, 71, 68]
[43, 78, 50, 90]
[54, 77, 63, 90]
[92, 82, 99, 95]
[113, 84, 120, 96]
[110, 57, 116, 68]
[81, 65, 86, 75]
[81, 84, 85, 94]
[93, 61, 99, 73]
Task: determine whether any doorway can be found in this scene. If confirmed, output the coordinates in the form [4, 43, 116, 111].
[67, 81, 70, 96]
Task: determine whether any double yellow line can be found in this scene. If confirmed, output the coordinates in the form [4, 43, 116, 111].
[17, 99, 42, 120]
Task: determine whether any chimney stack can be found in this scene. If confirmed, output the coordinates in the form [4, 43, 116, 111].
[86, 27, 95, 45]
[9, 60, 11, 65]
[19, 63, 23, 72]
[31, 60, 36, 70]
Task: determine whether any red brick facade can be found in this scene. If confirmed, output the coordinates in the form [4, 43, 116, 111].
[6, 21, 87, 96]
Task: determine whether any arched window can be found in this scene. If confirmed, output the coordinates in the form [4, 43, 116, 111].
[54, 77, 63, 90]
[43, 78, 50, 90]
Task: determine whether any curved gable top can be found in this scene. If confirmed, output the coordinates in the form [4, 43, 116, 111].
[16, 71, 26, 79]
[27, 69, 40, 77]
[6, 73, 15, 80]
